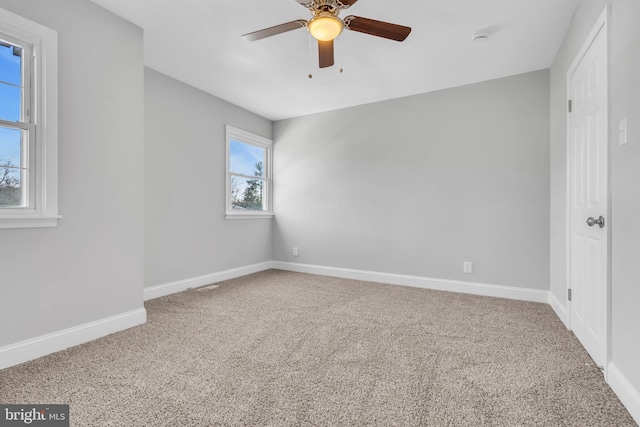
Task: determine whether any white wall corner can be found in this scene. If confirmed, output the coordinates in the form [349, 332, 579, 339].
[143, 261, 275, 301]
[271, 261, 549, 304]
[608, 362, 640, 425]
[548, 290, 569, 328]
[0, 308, 146, 371]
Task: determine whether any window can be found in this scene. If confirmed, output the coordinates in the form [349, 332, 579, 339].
[226, 125, 273, 219]
[0, 8, 58, 229]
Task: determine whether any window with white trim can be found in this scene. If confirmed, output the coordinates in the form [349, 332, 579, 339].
[225, 125, 273, 219]
[0, 8, 58, 229]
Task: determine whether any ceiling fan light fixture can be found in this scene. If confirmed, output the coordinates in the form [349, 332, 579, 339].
[308, 12, 343, 41]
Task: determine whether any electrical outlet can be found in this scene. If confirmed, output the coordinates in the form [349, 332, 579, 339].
[293, 247, 299, 257]
[463, 262, 473, 273]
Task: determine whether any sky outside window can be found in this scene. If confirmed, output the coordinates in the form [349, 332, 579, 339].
[0, 42, 21, 85]
[0, 126, 22, 166]
[0, 41, 22, 122]
[230, 139, 265, 177]
[1, 40, 22, 168]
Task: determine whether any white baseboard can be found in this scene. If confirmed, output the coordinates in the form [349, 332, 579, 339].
[145, 260, 549, 304]
[608, 362, 640, 424]
[0, 308, 146, 371]
[271, 261, 549, 303]
[548, 290, 569, 327]
[143, 261, 274, 301]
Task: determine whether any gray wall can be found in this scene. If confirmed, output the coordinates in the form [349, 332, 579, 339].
[144, 68, 272, 287]
[550, 0, 640, 398]
[273, 70, 550, 290]
[0, 0, 144, 346]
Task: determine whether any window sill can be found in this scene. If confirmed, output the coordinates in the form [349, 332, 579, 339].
[0, 214, 62, 229]
[225, 212, 274, 220]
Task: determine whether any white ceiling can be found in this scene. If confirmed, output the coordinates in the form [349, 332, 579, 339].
[89, 0, 579, 121]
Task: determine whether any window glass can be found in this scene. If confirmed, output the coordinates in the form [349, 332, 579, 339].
[229, 139, 266, 211]
[231, 175, 265, 211]
[0, 126, 25, 207]
[0, 84, 21, 122]
[225, 125, 272, 218]
[0, 41, 22, 122]
[0, 168, 22, 206]
[230, 139, 265, 177]
[0, 125, 22, 166]
[0, 41, 21, 86]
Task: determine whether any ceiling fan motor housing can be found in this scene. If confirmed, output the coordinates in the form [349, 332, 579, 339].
[306, 0, 357, 15]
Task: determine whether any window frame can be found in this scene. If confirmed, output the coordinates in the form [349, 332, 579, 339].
[225, 125, 273, 220]
[0, 31, 34, 210]
[0, 7, 59, 229]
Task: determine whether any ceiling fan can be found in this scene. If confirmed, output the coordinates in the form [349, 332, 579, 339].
[241, 0, 412, 69]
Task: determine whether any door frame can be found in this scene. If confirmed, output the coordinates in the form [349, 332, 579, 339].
[565, 4, 611, 378]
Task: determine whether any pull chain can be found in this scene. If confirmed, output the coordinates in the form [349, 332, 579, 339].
[336, 35, 343, 74]
[308, 34, 314, 79]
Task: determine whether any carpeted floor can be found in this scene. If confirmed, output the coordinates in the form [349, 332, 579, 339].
[0, 270, 636, 426]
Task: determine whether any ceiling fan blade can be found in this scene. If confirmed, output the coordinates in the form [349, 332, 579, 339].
[337, 0, 359, 7]
[344, 16, 411, 41]
[241, 20, 307, 42]
[318, 40, 334, 68]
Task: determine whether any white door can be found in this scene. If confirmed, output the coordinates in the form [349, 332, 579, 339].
[568, 17, 608, 368]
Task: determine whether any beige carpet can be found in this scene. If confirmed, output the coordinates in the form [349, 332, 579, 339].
[0, 270, 636, 426]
